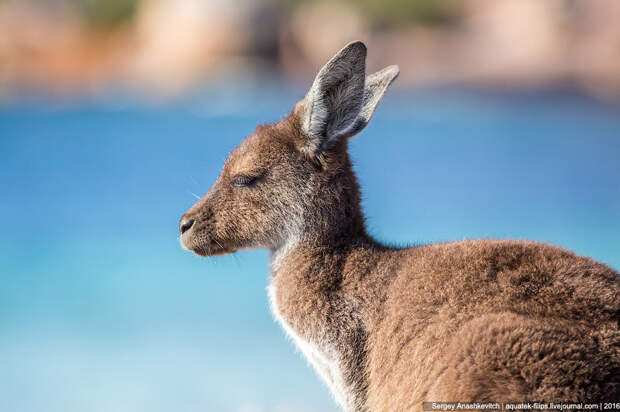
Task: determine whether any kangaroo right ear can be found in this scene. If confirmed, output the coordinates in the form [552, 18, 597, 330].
[346, 64, 399, 137]
[300, 41, 367, 153]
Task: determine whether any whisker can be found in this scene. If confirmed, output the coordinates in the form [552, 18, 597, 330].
[189, 192, 201, 200]
[213, 238, 241, 268]
[231, 249, 241, 269]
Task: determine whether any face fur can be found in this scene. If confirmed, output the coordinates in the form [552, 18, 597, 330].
[179, 117, 320, 256]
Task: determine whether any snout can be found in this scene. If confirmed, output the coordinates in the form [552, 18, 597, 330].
[179, 218, 194, 234]
[179, 213, 195, 251]
[179, 211, 202, 252]
[179, 207, 227, 256]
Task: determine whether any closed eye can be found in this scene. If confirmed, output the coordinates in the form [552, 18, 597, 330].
[231, 174, 260, 188]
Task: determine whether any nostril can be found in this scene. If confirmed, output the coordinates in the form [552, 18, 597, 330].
[180, 218, 195, 234]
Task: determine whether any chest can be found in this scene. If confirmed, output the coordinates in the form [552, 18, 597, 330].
[267, 283, 354, 411]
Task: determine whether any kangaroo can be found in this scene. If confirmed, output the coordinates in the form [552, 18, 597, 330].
[179, 41, 620, 411]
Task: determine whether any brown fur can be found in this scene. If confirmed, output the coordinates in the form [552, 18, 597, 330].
[180, 42, 620, 411]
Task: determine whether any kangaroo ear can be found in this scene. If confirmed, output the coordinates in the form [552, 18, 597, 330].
[301, 41, 367, 153]
[347, 65, 399, 137]
[300, 42, 399, 154]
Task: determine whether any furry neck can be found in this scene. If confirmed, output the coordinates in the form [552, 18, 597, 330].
[269, 224, 377, 274]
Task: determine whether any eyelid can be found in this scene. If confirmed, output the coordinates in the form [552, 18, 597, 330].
[231, 174, 261, 187]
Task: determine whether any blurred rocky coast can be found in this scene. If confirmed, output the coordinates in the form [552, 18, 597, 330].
[1, 0, 619, 100]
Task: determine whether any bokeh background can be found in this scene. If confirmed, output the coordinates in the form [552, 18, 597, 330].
[1, 1, 619, 411]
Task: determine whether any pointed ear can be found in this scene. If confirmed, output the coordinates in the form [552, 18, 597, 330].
[300, 41, 399, 154]
[301, 41, 367, 153]
[347, 65, 399, 137]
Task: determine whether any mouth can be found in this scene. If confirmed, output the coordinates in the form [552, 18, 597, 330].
[180, 230, 233, 257]
[193, 242, 234, 257]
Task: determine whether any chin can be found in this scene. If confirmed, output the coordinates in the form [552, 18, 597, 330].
[192, 245, 235, 257]
[180, 240, 234, 257]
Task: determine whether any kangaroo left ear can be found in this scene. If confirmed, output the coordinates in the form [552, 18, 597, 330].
[301, 41, 367, 153]
[301, 41, 399, 154]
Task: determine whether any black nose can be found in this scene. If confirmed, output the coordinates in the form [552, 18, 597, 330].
[180, 218, 195, 234]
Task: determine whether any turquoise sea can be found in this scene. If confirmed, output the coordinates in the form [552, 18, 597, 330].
[1, 87, 619, 411]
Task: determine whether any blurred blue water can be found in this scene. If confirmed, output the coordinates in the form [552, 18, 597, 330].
[1, 87, 619, 412]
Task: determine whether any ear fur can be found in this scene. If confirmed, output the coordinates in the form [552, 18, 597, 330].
[301, 41, 366, 153]
[300, 41, 399, 153]
[348, 65, 399, 137]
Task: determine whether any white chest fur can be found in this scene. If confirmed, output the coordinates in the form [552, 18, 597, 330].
[267, 283, 353, 411]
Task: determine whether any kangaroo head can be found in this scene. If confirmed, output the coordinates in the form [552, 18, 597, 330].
[179, 41, 398, 256]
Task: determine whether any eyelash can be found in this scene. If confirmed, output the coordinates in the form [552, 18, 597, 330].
[231, 175, 259, 187]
